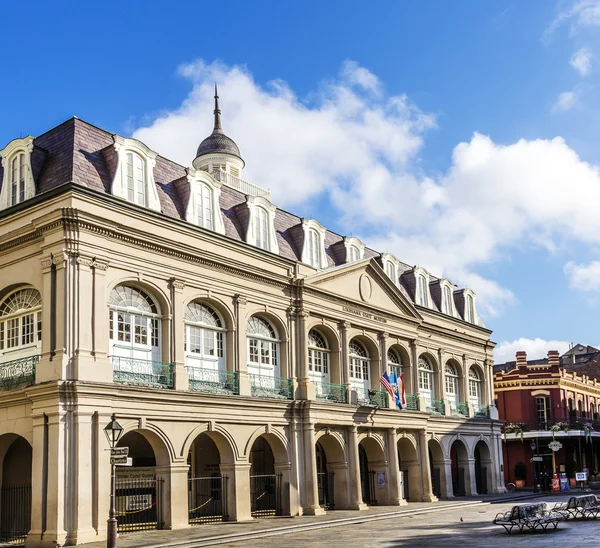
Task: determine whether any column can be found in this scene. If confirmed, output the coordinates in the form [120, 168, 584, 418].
[464, 457, 478, 496]
[348, 425, 367, 510]
[441, 458, 454, 498]
[53, 253, 71, 378]
[418, 429, 437, 502]
[170, 278, 188, 391]
[462, 354, 471, 415]
[410, 340, 419, 403]
[438, 349, 451, 416]
[234, 295, 251, 396]
[156, 462, 191, 530]
[219, 462, 252, 521]
[386, 428, 405, 505]
[339, 322, 353, 403]
[296, 310, 315, 400]
[302, 422, 326, 515]
[26, 414, 46, 546]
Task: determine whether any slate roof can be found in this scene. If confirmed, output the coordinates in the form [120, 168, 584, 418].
[0, 116, 477, 321]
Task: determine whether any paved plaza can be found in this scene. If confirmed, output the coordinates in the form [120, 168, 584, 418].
[74, 493, 600, 548]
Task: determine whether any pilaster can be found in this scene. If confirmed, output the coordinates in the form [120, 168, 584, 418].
[234, 295, 251, 396]
[386, 428, 405, 505]
[418, 429, 437, 502]
[170, 278, 188, 391]
[302, 421, 326, 515]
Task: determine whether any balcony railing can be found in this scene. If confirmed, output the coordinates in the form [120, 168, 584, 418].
[111, 356, 174, 389]
[187, 367, 239, 395]
[449, 401, 469, 418]
[0, 355, 39, 392]
[249, 374, 293, 399]
[211, 170, 271, 199]
[473, 403, 490, 419]
[425, 398, 445, 415]
[356, 387, 387, 408]
[314, 381, 348, 404]
[405, 393, 419, 411]
[503, 418, 600, 436]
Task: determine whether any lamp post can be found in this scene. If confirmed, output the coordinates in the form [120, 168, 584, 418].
[104, 414, 124, 548]
[530, 440, 538, 493]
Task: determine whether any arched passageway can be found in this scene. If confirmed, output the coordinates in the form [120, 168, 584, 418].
[450, 439, 469, 496]
[474, 440, 492, 495]
[249, 435, 288, 517]
[358, 437, 388, 505]
[428, 439, 445, 498]
[397, 436, 420, 502]
[0, 435, 32, 544]
[315, 433, 350, 510]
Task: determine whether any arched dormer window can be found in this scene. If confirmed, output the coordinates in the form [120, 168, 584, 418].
[465, 294, 475, 323]
[245, 196, 279, 254]
[111, 136, 161, 212]
[197, 182, 213, 229]
[442, 284, 454, 315]
[381, 253, 399, 284]
[301, 219, 327, 269]
[417, 275, 428, 306]
[0, 136, 36, 211]
[184, 168, 226, 235]
[344, 237, 365, 264]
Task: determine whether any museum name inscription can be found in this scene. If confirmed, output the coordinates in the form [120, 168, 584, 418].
[342, 306, 387, 324]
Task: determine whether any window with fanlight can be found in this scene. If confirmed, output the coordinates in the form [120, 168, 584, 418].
[418, 356, 434, 402]
[247, 316, 279, 377]
[184, 302, 225, 371]
[0, 288, 42, 359]
[308, 329, 330, 382]
[387, 348, 402, 379]
[445, 363, 459, 407]
[349, 339, 369, 389]
[468, 368, 482, 407]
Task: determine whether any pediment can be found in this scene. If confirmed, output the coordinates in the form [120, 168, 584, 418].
[303, 259, 422, 321]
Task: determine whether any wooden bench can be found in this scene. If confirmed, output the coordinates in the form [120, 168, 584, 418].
[553, 495, 600, 519]
[493, 502, 566, 534]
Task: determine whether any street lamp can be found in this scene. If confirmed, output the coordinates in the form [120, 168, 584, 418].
[530, 440, 538, 493]
[104, 414, 124, 548]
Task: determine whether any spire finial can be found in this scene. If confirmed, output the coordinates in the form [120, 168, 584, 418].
[213, 83, 222, 132]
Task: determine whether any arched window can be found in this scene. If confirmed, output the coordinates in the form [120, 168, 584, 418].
[308, 329, 329, 381]
[418, 356, 434, 401]
[108, 285, 161, 362]
[307, 229, 320, 268]
[442, 285, 453, 315]
[254, 207, 269, 250]
[0, 288, 42, 359]
[578, 399, 584, 417]
[387, 348, 402, 378]
[247, 316, 279, 376]
[349, 245, 360, 263]
[465, 294, 475, 323]
[349, 339, 369, 389]
[592, 402, 598, 420]
[196, 183, 214, 230]
[124, 151, 147, 206]
[184, 302, 224, 371]
[445, 363, 459, 407]
[385, 261, 395, 281]
[417, 275, 428, 306]
[10, 153, 26, 206]
[468, 368, 481, 407]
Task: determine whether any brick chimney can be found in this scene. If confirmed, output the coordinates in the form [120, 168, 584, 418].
[547, 350, 560, 369]
[515, 351, 527, 366]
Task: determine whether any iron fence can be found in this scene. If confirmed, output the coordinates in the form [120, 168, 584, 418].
[449, 401, 469, 418]
[249, 375, 293, 399]
[356, 387, 387, 408]
[250, 473, 282, 517]
[0, 355, 38, 392]
[362, 470, 377, 505]
[473, 404, 490, 419]
[187, 368, 239, 396]
[425, 398, 445, 415]
[314, 382, 347, 404]
[111, 356, 174, 389]
[404, 393, 419, 411]
[503, 417, 600, 435]
[115, 476, 164, 532]
[0, 483, 31, 545]
[317, 472, 335, 509]
[188, 476, 228, 524]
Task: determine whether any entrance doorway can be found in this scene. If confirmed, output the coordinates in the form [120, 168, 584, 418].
[250, 436, 281, 517]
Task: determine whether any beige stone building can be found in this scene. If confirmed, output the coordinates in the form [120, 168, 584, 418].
[0, 91, 503, 546]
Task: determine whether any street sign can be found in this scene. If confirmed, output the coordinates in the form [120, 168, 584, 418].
[110, 447, 129, 457]
[548, 441, 563, 452]
[110, 456, 128, 465]
[530, 456, 543, 462]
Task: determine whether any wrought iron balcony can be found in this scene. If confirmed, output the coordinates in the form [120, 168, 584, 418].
[249, 374, 293, 399]
[449, 401, 470, 418]
[425, 398, 445, 415]
[187, 367, 239, 395]
[356, 387, 387, 408]
[314, 381, 348, 404]
[405, 393, 419, 411]
[473, 403, 490, 419]
[503, 418, 600, 436]
[111, 356, 174, 389]
[211, 170, 271, 199]
[0, 355, 39, 392]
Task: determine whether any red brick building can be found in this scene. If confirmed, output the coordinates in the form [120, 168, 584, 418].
[494, 350, 600, 489]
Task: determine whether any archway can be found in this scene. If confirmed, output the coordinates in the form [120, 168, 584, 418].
[397, 435, 420, 501]
[427, 438, 445, 498]
[474, 440, 492, 495]
[315, 432, 349, 509]
[0, 434, 32, 544]
[358, 437, 388, 505]
[449, 439, 469, 496]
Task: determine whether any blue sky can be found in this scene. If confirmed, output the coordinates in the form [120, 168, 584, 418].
[2, 0, 600, 362]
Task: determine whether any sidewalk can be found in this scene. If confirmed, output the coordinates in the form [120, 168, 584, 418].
[79, 492, 540, 548]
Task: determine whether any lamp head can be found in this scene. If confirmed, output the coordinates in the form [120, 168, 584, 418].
[104, 414, 124, 447]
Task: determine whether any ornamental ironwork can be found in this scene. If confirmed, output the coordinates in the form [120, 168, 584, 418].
[0, 355, 38, 391]
[111, 356, 174, 389]
[249, 374, 292, 399]
[187, 367, 239, 395]
[314, 381, 347, 404]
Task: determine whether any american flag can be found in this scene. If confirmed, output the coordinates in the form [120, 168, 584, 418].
[379, 371, 394, 399]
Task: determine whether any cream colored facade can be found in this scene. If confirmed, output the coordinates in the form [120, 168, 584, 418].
[0, 113, 503, 547]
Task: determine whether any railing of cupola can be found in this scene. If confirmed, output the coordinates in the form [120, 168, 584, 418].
[0, 355, 39, 392]
[249, 374, 293, 399]
[211, 170, 271, 200]
[356, 387, 387, 408]
[314, 381, 348, 404]
[111, 356, 174, 389]
[187, 367, 239, 396]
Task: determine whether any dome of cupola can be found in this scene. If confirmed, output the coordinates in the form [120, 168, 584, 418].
[193, 85, 244, 167]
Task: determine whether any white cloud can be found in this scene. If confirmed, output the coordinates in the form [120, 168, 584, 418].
[130, 59, 600, 320]
[494, 338, 571, 363]
[564, 260, 600, 291]
[570, 47, 593, 75]
[545, 0, 600, 40]
[553, 90, 577, 111]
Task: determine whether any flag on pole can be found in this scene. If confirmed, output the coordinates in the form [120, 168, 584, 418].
[397, 374, 406, 408]
[379, 371, 394, 399]
[389, 371, 406, 409]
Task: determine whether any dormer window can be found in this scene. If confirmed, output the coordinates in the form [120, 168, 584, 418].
[245, 196, 279, 254]
[344, 237, 365, 264]
[385, 262, 395, 280]
[184, 168, 226, 235]
[307, 229, 319, 266]
[466, 294, 475, 323]
[417, 275, 428, 306]
[197, 182, 213, 229]
[442, 284, 454, 315]
[111, 135, 161, 212]
[0, 136, 36, 211]
[381, 254, 399, 284]
[301, 220, 328, 269]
